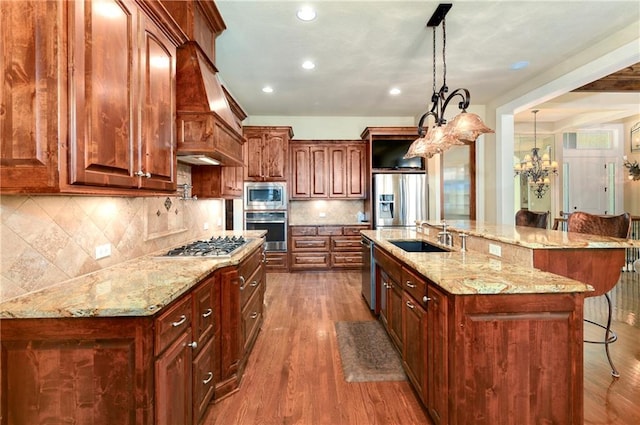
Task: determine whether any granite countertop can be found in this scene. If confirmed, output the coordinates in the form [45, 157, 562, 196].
[0, 231, 266, 319]
[362, 228, 594, 296]
[417, 220, 636, 249]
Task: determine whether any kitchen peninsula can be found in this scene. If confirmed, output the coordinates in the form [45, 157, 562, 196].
[0, 231, 266, 425]
[362, 223, 633, 425]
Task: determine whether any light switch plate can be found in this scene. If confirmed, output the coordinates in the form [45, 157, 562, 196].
[489, 243, 502, 257]
[95, 244, 111, 259]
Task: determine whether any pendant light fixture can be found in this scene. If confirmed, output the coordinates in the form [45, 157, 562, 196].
[405, 3, 493, 160]
[514, 110, 558, 198]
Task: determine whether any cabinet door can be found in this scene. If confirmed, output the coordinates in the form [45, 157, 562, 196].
[69, 0, 138, 188]
[329, 146, 347, 197]
[221, 166, 243, 197]
[388, 278, 404, 350]
[263, 132, 288, 180]
[310, 146, 329, 197]
[403, 292, 426, 399]
[218, 267, 241, 386]
[138, 13, 177, 191]
[244, 135, 264, 180]
[290, 145, 310, 198]
[426, 284, 448, 425]
[192, 338, 215, 425]
[192, 276, 215, 351]
[156, 330, 193, 425]
[378, 268, 390, 330]
[346, 144, 366, 198]
[0, 0, 62, 192]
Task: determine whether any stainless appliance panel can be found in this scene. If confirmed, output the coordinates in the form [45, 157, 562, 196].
[373, 173, 427, 228]
[244, 182, 287, 210]
[244, 211, 287, 251]
[361, 236, 375, 311]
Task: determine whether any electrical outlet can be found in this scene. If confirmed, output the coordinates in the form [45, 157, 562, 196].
[489, 243, 502, 257]
[319, 212, 326, 217]
[95, 243, 111, 259]
[203, 222, 209, 230]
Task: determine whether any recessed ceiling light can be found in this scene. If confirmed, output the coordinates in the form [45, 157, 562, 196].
[510, 60, 529, 70]
[262, 86, 274, 93]
[302, 60, 315, 70]
[296, 6, 316, 21]
[389, 88, 401, 95]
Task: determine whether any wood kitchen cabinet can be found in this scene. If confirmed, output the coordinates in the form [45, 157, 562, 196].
[373, 246, 403, 348]
[191, 165, 244, 199]
[289, 141, 367, 199]
[0, 0, 183, 194]
[290, 225, 367, 270]
[425, 283, 448, 425]
[243, 126, 293, 181]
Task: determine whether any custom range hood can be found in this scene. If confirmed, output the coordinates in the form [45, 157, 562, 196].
[176, 42, 244, 166]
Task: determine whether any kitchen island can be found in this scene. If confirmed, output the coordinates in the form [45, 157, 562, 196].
[0, 231, 266, 425]
[362, 224, 632, 425]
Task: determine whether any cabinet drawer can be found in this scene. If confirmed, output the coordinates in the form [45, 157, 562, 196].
[318, 226, 343, 236]
[240, 263, 264, 308]
[238, 247, 263, 282]
[265, 251, 288, 270]
[331, 236, 362, 251]
[290, 252, 330, 269]
[402, 267, 427, 305]
[155, 295, 192, 355]
[193, 338, 215, 424]
[291, 236, 330, 252]
[331, 252, 363, 268]
[343, 226, 368, 236]
[374, 247, 402, 283]
[290, 226, 317, 236]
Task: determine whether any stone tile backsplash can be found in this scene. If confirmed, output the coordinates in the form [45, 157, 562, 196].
[289, 200, 366, 225]
[1, 194, 223, 301]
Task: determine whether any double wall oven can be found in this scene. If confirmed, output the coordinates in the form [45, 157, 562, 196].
[244, 182, 287, 252]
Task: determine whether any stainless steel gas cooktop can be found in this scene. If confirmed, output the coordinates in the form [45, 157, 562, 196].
[163, 236, 250, 257]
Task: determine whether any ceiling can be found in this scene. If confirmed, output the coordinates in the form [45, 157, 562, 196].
[214, 1, 640, 128]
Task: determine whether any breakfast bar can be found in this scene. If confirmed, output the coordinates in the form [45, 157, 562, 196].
[362, 222, 633, 425]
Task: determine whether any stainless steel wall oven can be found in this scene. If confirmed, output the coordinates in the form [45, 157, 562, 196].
[244, 210, 287, 251]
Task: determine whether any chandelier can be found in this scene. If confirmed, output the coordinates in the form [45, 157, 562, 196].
[514, 110, 558, 198]
[623, 156, 640, 180]
[405, 3, 493, 159]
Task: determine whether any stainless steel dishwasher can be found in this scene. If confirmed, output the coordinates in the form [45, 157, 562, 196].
[360, 236, 375, 311]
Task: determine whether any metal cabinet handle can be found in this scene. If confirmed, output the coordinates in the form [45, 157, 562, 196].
[171, 315, 187, 327]
[238, 276, 246, 289]
[405, 281, 417, 289]
[202, 308, 212, 318]
[187, 341, 198, 349]
[250, 280, 258, 287]
[134, 170, 151, 178]
[423, 296, 432, 304]
[202, 372, 213, 385]
[250, 312, 259, 319]
[262, 251, 267, 263]
[406, 301, 415, 309]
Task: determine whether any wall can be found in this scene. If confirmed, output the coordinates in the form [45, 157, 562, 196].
[0, 165, 224, 301]
[623, 115, 640, 215]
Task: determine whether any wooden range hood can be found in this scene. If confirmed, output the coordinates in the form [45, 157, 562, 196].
[176, 42, 244, 166]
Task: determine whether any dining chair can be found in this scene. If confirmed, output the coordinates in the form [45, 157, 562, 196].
[566, 211, 631, 377]
[515, 209, 549, 229]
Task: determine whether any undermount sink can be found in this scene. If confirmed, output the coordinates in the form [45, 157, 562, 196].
[388, 240, 449, 253]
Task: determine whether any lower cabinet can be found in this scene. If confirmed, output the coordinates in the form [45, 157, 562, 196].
[289, 225, 368, 270]
[0, 244, 265, 425]
[265, 251, 288, 271]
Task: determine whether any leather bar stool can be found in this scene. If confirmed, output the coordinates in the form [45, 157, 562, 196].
[566, 211, 631, 377]
[515, 209, 549, 229]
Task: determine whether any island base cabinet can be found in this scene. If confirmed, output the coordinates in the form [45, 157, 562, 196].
[449, 293, 584, 425]
[155, 330, 193, 425]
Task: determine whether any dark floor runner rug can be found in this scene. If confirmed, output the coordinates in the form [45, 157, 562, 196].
[335, 320, 406, 383]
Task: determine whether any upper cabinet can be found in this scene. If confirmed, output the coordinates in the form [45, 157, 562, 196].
[289, 141, 367, 200]
[0, 0, 184, 194]
[243, 126, 293, 182]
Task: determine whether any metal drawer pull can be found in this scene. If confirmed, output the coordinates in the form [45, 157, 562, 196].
[405, 281, 417, 288]
[250, 280, 258, 287]
[187, 341, 198, 349]
[171, 315, 187, 327]
[423, 296, 432, 304]
[406, 301, 415, 309]
[203, 372, 213, 385]
[262, 251, 267, 263]
[238, 276, 246, 289]
[250, 312, 259, 319]
[202, 308, 212, 318]
[134, 170, 151, 178]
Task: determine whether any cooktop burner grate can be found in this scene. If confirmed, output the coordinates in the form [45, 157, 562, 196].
[164, 235, 250, 257]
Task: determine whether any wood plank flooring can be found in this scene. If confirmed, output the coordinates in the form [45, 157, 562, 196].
[203, 271, 640, 425]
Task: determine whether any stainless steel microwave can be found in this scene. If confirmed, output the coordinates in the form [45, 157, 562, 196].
[244, 182, 287, 210]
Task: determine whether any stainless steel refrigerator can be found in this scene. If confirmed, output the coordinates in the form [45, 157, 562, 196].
[373, 173, 427, 228]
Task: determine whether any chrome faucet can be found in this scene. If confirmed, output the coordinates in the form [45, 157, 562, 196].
[437, 221, 453, 247]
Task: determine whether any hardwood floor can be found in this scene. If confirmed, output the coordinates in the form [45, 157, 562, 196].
[204, 271, 640, 425]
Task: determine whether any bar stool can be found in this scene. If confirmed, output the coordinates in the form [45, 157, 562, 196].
[515, 209, 549, 229]
[566, 211, 631, 377]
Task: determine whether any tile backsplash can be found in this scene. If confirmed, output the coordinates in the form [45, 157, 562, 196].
[0, 194, 224, 301]
[289, 200, 366, 225]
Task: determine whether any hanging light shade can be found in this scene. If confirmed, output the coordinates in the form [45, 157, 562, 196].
[446, 111, 494, 143]
[406, 4, 493, 160]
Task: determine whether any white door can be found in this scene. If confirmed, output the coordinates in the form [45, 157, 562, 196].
[564, 157, 616, 215]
